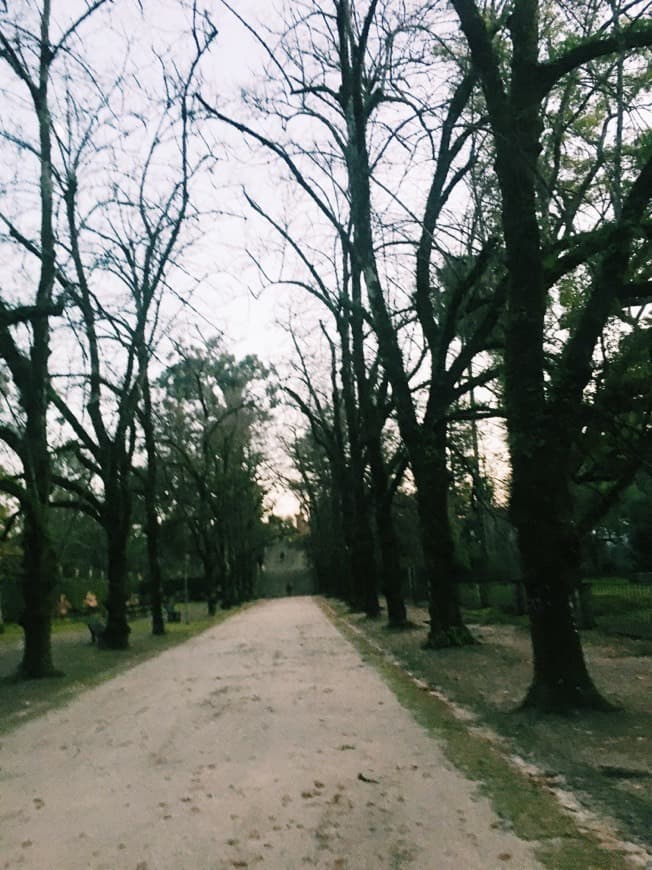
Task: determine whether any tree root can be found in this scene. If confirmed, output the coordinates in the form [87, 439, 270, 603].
[519, 680, 619, 715]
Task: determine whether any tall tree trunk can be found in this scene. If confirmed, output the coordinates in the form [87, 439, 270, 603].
[330, 458, 362, 610]
[349, 243, 467, 636]
[350, 495, 380, 618]
[141, 376, 165, 635]
[375, 496, 407, 628]
[517, 480, 609, 710]
[503, 170, 609, 710]
[15, 0, 59, 678]
[367, 438, 407, 628]
[19, 339, 58, 675]
[328, 485, 352, 599]
[145, 506, 165, 635]
[20, 308, 58, 676]
[414, 426, 473, 647]
[450, 0, 611, 708]
[469, 380, 490, 606]
[144, 492, 165, 636]
[340, 267, 381, 619]
[343, 401, 380, 617]
[20, 503, 58, 677]
[102, 476, 131, 649]
[216, 536, 231, 609]
[499, 77, 609, 708]
[343, 102, 465, 635]
[340, 474, 363, 611]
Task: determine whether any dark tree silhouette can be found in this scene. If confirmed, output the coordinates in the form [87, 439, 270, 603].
[451, 0, 652, 710]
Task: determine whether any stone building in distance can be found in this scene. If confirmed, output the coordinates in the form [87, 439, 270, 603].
[254, 514, 315, 598]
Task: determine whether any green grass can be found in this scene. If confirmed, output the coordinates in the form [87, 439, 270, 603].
[0, 602, 252, 736]
[589, 579, 652, 639]
[461, 605, 530, 627]
[591, 579, 652, 611]
[457, 581, 522, 612]
[321, 599, 640, 870]
[456, 576, 652, 638]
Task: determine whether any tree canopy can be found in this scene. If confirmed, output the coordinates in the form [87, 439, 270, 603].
[0, 0, 650, 716]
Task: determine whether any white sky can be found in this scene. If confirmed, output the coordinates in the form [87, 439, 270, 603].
[195, 2, 308, 515]
[183, 1, 296, 361]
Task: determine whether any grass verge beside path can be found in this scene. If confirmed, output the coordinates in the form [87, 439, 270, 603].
[0, 602, 252, 736]
[320, 598, 651, 870]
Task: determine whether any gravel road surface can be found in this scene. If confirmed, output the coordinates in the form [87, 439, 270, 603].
[0, 597, 541, 868]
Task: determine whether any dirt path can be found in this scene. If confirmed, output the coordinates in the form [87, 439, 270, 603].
[0, 597, 541, 869]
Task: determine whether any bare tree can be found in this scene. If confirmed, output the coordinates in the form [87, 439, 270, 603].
[50, 7, 216, 647]
[0, 0, 111, 676]
[285, 316, 382, 618]
[199, 0, 502, 645]
[264, 215, 408, 624]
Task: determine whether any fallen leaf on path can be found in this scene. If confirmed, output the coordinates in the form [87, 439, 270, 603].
[357, 773, 379, 784]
